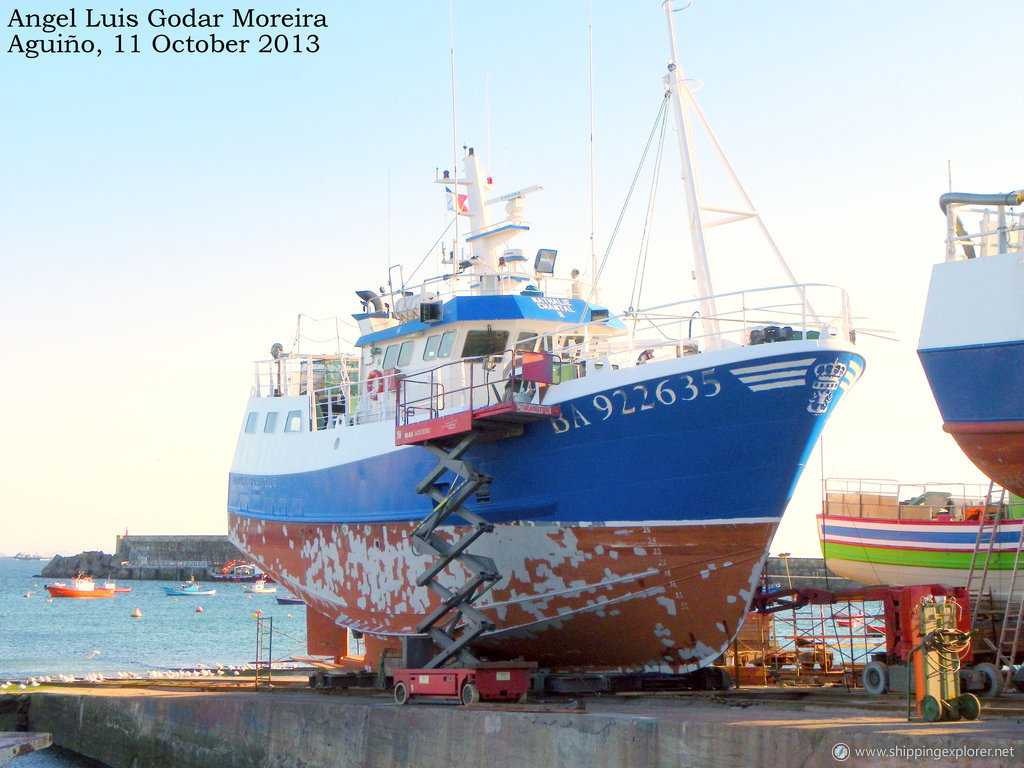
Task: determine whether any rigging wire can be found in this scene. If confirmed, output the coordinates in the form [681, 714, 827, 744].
[401, 217, 457, 289]
[292, 313, 359, 354]
[579, 92, 670, 321]
[628, 101, 669, 313]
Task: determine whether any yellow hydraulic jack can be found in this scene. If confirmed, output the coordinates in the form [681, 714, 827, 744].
[907, 596, 980, 722]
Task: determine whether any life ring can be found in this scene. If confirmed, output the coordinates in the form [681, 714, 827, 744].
[367, 369, 384, 400]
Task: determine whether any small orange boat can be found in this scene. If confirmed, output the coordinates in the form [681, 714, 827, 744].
[45, 576, 115, 598]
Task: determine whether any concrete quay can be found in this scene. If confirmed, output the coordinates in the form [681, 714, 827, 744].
[11, 684, 1024, 768]
[0, 732, 50, 766]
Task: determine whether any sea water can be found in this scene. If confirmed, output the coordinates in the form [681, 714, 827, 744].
[0, 557, 308, 767]
[0, 559, 307, 679]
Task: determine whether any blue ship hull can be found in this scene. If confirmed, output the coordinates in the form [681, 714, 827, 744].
[229, 349, 862, 528]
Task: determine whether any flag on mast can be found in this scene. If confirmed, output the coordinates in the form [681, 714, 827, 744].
[445, 187, 469, 214]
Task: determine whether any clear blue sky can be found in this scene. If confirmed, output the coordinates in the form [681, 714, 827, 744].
[3, 1, 1022, 557]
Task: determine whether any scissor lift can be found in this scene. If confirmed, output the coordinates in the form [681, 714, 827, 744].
[394, 353, 559, 673]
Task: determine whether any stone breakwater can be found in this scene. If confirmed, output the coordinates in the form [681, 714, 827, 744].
[40, 536, 248, 581]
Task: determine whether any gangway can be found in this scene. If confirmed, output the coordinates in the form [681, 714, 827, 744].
[394, 351, 559, 669]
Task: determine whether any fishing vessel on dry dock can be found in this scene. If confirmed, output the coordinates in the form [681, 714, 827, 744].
[919, 189, 1024, 495]
[227, 4, 864, 673]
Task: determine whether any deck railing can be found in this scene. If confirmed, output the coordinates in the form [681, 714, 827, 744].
[823, 478, 1024, 522]
[395, 349, 556, 432]
[251, 282, 854, 432]
[943, 194, 1024, 262]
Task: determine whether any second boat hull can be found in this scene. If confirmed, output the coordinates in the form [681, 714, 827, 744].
[818, 513, 1024, 599]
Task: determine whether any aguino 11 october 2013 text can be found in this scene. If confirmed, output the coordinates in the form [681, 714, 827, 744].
[6, 7, 329, 58]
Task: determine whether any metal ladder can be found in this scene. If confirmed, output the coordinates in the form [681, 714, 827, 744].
[410, 431, 502, 669]
[993, 511, 1024, 688]
[254, 616, 273, 689]
[965, 482, 1004, 641]
[964, 482, 1024, 689]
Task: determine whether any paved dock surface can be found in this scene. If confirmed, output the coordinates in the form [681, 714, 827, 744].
[9, 682, 1024, 768]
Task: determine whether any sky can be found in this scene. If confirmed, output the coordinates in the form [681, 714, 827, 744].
[2, 1, 1023, 558]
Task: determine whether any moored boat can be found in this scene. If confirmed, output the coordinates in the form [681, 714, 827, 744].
[45, 576, 116, 599]
[276, 595, 304, 605]
[162, 581, 216, 597]
[211, 562, 267, 582]
[243, 578, 276, 594]
[918, 190, 1024, 495]
[818, 478, 1024, 598]
[227, 4, 864, 673]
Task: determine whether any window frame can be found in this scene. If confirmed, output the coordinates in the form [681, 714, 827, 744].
[437, 331, 457, 358]
[284, 410, 303, 433]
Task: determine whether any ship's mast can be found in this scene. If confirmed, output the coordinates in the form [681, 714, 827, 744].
[662, 0, 719, 338]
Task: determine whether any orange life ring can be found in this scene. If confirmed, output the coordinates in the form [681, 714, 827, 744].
[367, 369, 384, 400]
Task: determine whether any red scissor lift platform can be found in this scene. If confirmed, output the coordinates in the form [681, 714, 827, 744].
[392, 661, 537, 705]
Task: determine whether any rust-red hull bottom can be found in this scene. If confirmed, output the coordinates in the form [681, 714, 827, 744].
[229, 514, 777, 672]
[945, 421, 1024, 498]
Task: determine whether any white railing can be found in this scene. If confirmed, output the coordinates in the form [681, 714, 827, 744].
[253, 283, 853, 432]
[944, 198, 1024, 262]
[382, 269, 591, 309]
[252, 354, 359, 399]
[823, 478, 1024, 523]
[558, 283, 853, 368]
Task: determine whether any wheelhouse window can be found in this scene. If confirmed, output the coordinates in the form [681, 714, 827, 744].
[263, 412, 278, 433]
[244, 412, 258, 433]
[461, 329, 510, 358]
[437, 331, 457, 358]
[284, 410, 303, 432]
[515, 331, 540, 352]
[382, 344, 400, 369]
[423, 334, 440, 361]
[397, 340, 414, 366]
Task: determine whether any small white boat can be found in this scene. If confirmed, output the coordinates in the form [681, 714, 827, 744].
[243, 578, 276, 594]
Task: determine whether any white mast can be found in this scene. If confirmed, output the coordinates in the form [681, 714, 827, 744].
[663, 0, 719, 338]
[662, 1, 812, 330]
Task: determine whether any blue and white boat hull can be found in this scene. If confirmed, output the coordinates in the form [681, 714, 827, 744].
[229, 342, 863, 670]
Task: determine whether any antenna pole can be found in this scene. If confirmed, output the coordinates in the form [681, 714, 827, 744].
[449, 0, 460, 274]
[588, 2, 599, 300]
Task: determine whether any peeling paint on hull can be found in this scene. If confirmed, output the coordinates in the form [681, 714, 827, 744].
[229, 513, 775, 671]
